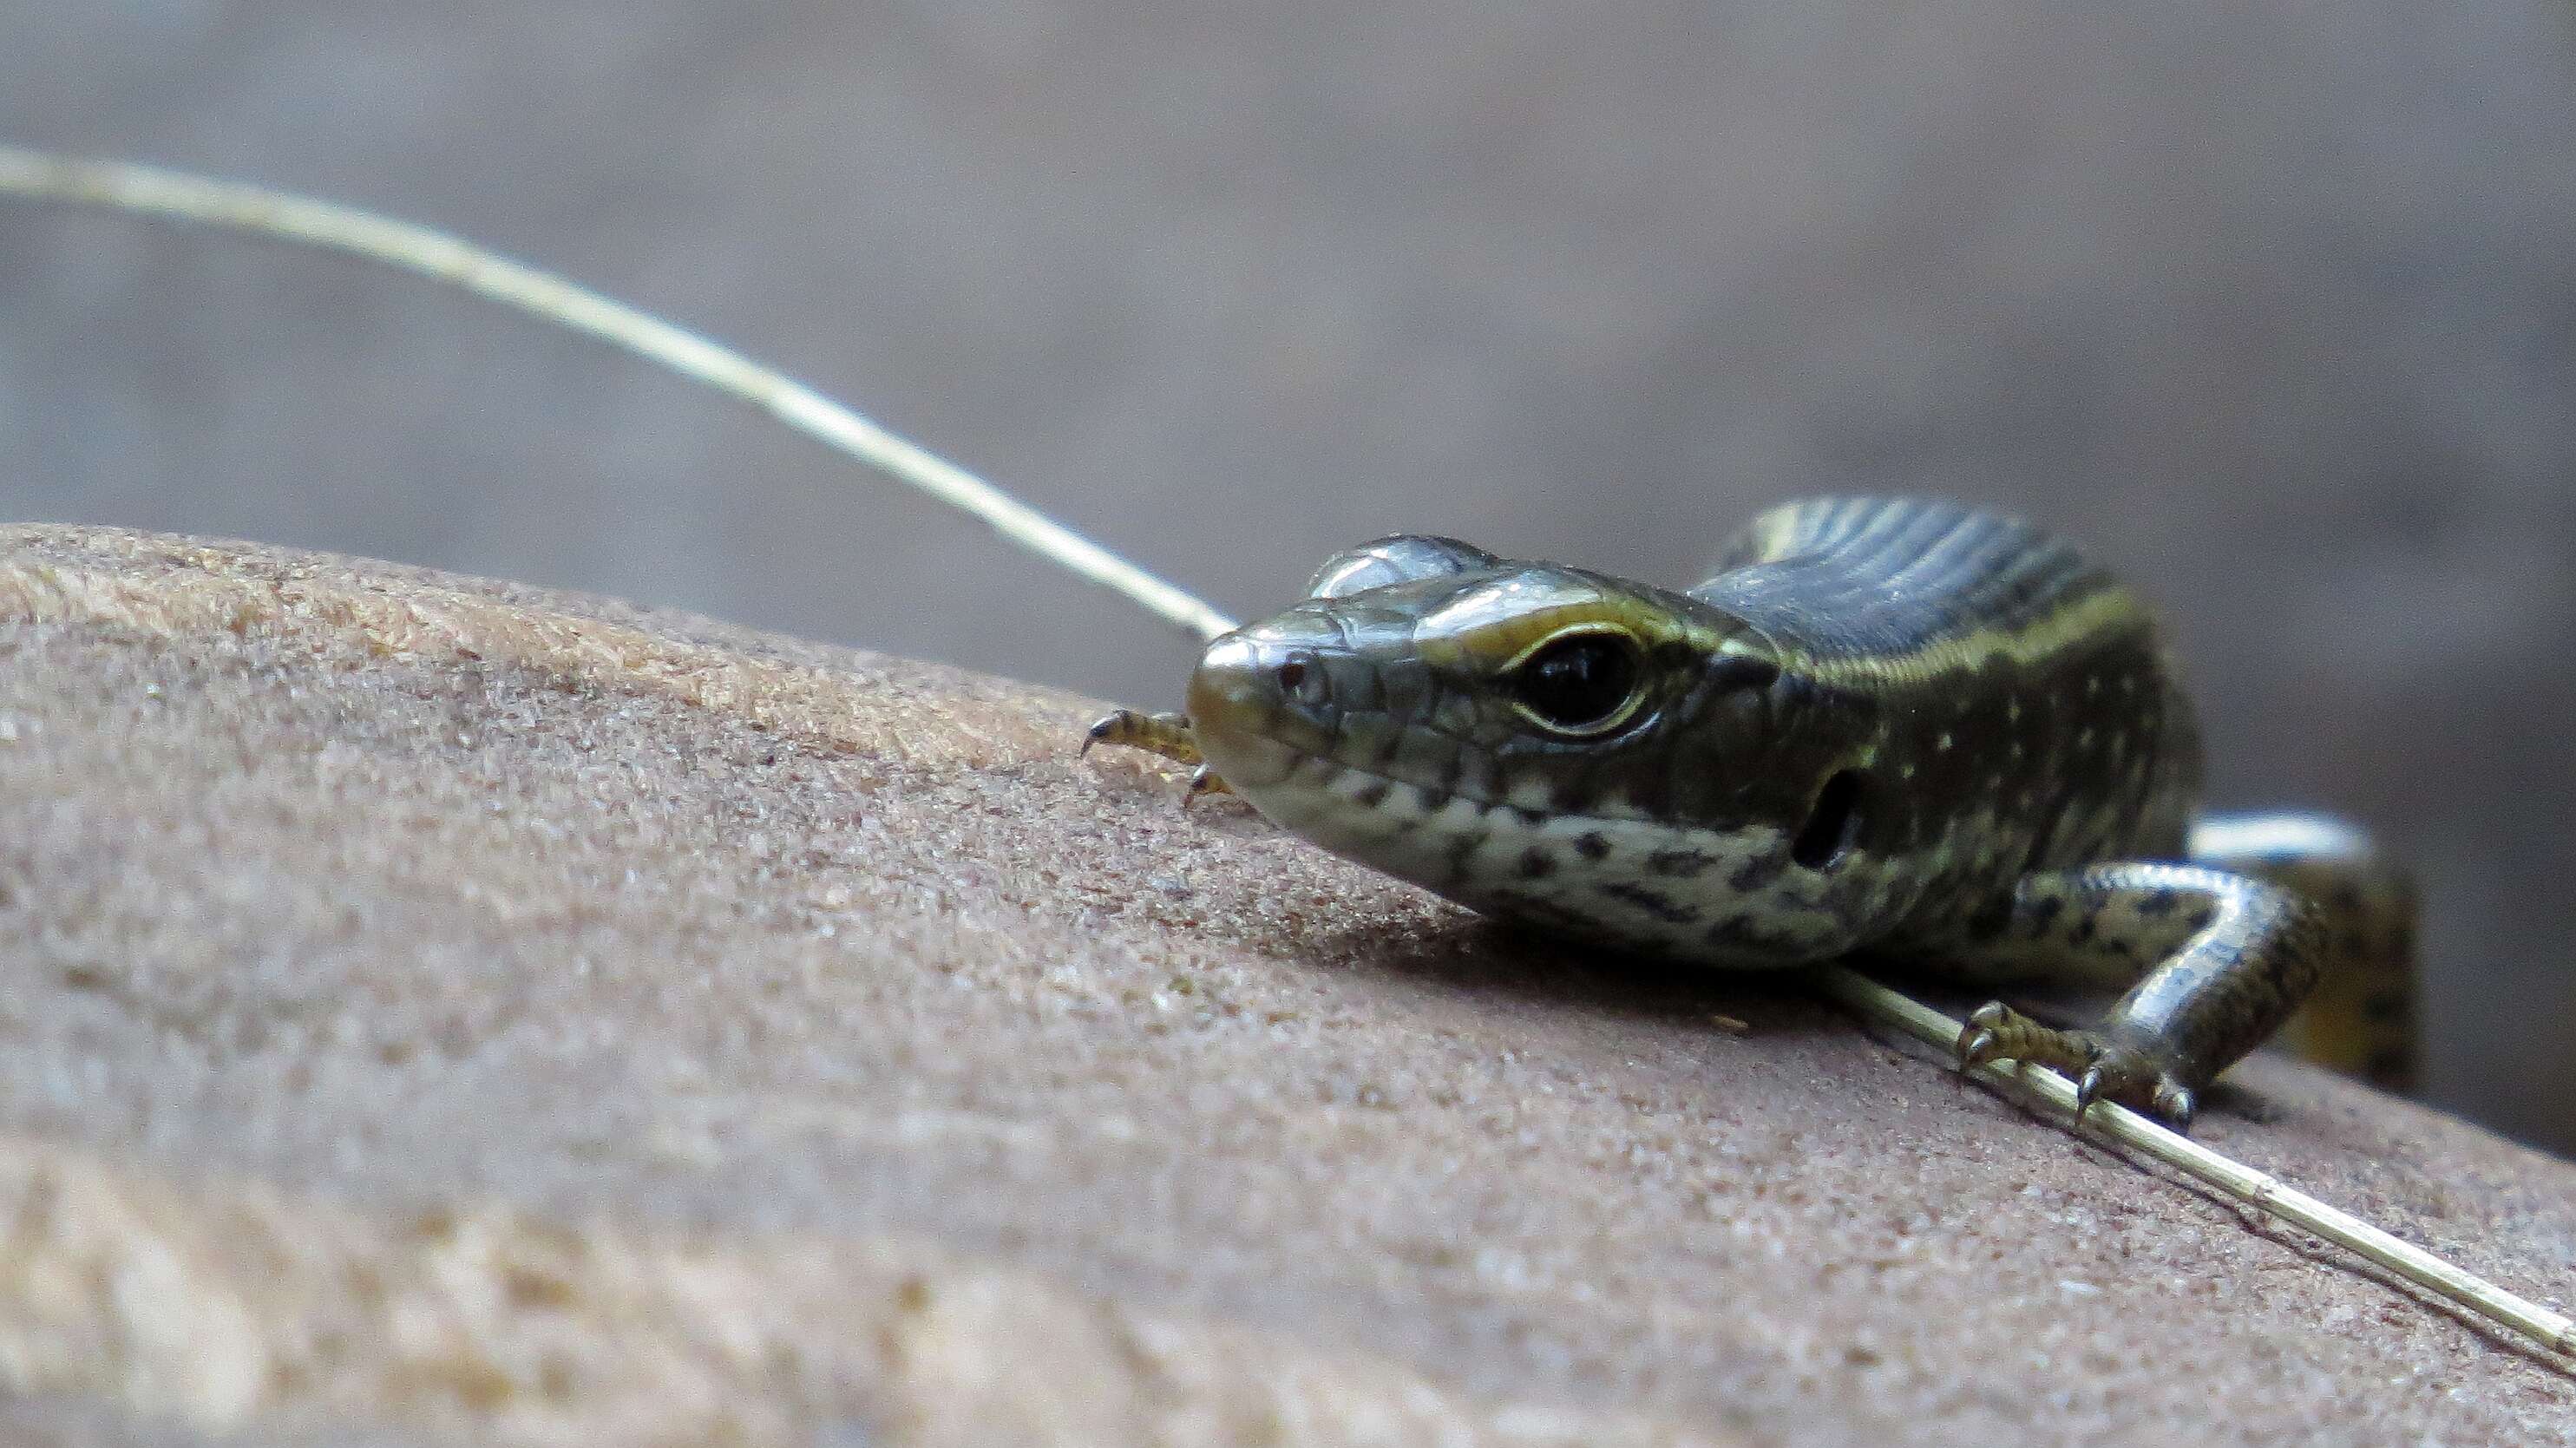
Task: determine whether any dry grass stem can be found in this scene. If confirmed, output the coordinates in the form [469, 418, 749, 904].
[0, 144, 1234, 645]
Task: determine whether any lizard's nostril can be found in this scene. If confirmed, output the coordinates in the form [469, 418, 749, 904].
[1274, 651, 1330, 704]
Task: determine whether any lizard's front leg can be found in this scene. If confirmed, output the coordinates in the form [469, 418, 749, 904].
[1082, 710, 1231, 798]
[1951, 862, 2329, 1129]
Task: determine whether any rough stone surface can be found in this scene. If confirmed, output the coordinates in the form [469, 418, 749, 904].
[0, 526, 2568, 1445]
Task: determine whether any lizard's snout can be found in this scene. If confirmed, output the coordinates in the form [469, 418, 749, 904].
[1185, 625, 1346, 790]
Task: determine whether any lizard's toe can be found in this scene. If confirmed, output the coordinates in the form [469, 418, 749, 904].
[1953, 1002, 2096, 1078]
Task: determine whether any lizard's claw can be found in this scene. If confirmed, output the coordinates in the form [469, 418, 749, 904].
[1180, 764, 1234, 810]
[1078, 714, 1120, 756]
[2074, 1066, 2108, 1124]
[1956, 1028, 2001, 1072]
[1952, 1002, 2016, 1072]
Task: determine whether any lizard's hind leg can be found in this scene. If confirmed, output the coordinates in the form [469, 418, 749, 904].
[1951, 863, 2330, 1128]
[2189, 812, 2418, 1092]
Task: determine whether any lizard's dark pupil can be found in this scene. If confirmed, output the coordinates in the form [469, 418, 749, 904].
[1512, 633, 1641, 731]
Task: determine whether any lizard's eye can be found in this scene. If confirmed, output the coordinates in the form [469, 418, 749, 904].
[1507, 630, 1645, 737]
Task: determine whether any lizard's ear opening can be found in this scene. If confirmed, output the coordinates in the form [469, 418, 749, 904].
[1792, 769, 1866, 870]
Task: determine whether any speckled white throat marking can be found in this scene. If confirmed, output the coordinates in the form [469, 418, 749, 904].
[1241, 754, 1877, 966]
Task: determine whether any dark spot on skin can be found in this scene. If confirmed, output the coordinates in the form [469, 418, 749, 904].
[2028, 894, 2066, 929]
[1648, 848, 1715, 878]
[2068, 917, 2097, 947]
[2137, 888, 2180, 918]
[1507, 805, 1548, 828]
[1728, 852, 1787, 893]
[1575, 832, 1611, 862]
[1443, 829, 1491, 881]
[1963, 901, 2014, 942]
[1598, 882, 1701, 925]
[1517, 848, 1557, 881]
[1706, 914, 1777, 950]
[1352, 781, 1390, 809]
[2183, 907, 2216, 934]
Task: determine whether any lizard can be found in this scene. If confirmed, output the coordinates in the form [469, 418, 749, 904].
[1086, 495, 2415, 1129]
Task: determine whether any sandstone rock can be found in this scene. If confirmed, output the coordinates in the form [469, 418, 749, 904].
[0, 526, 2566, 1445]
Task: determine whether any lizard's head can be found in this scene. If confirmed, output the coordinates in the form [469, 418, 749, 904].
[1184, 538, 1872, 963]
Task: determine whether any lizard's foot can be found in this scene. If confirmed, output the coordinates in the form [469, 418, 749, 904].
[1083, 710, 1233, 803]
[1955, 1002, 2198, 1130]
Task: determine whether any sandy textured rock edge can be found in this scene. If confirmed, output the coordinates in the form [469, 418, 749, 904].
[0, 526, 2567, 1446]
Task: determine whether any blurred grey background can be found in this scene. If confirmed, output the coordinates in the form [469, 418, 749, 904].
[3, 4, 2571, 1150]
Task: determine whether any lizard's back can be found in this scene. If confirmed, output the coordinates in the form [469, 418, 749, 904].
[1693, 497, 2204, 947]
